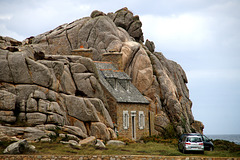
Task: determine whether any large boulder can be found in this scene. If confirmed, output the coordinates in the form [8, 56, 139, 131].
[0, 90, 16, 110]
[26, 58, 53, 88]
[0, 51, 13, 82]
[3, 139, 36, 154]
[108, 7, 144, 42]
[62, 125, 87, 139]
[106, 140, 126, 146]
[0, 111, 16, 123]
[79, 136, 96, 146]
[26, 113, 47, 125]
[8, 53, 32, 84]
[89, 98, 113, 128]
[90, 122, 111, 141]
[62, 94, 100, 122]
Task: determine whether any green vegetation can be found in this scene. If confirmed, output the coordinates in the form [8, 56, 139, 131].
[1, 136, 239, 157]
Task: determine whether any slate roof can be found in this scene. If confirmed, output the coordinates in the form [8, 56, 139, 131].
[94, 61, 149, 104]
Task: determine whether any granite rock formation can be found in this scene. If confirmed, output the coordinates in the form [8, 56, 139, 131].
[0, 7, 203, 142]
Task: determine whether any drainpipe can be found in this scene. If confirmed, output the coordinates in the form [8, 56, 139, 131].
[148, 111, 151, 136]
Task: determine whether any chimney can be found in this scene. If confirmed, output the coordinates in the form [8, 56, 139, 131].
[71, 47, 93, 59]
[102, 52, 123, 70]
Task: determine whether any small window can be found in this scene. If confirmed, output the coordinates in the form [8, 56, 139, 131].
[123, 110, 129, 129]
[139, 111, 145, 129]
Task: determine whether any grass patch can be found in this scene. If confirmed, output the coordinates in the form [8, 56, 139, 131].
[1, 137, 239, 157]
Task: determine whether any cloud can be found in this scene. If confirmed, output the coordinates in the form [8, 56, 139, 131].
[141, 14, 210, 52]
[0, 0, 92, 40]
[187, 69, 240, 82]
[0, 24, 25, 41]
[0, 15, 12, 20]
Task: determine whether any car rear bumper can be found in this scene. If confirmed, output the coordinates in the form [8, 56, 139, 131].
[185, 146, 204, 151]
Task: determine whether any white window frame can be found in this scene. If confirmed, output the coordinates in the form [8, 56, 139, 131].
[139, 111, 145, 129]
[123, 110, 129, 129]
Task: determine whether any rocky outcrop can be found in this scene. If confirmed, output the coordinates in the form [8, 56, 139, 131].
[0, 36, 115, 141]
[0, 7, 203, 138]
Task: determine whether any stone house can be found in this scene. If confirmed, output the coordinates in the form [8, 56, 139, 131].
[94, 60, 150, 140]
[73, 49, 151, 140]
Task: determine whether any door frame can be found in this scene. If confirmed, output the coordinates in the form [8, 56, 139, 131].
[131, 111, 136, 140]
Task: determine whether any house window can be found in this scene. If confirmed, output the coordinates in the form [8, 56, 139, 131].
[139, 111, 145, 129]
[123, 110, 129, 129]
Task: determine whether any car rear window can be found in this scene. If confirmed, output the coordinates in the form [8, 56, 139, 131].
[187, 137, 202, 142]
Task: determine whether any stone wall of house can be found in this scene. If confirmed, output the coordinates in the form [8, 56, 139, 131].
[116, 103, 149, 140]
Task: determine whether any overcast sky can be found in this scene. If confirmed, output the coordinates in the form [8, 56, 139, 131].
[1, 0, 239, 135]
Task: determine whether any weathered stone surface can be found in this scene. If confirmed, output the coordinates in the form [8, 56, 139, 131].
[60, 140, 80, 148]
[72, 119, 87, 135]
[8, 53, 32, 84]
[3, 139, 36, 154]
[122, 41, 153, 93]
[33, 90, 46, 99]
[47, 101, 65, 116]
[62, 125, 87, 139]
[47, 113, 65, 125]
[89, 98, 113, 128]
[154, 111, 171, 133]
[26, 58, 53, 88]
[109, 7, 144, 42]
[107, 128, 117, 140]
[59, 65, 76, 95]
[15, 85, 37, 103]
[63, 134, 80, 142]
[90, 122, 110, 141]
[149, 51, 194, 134]
[40, 137, 51, 142]
[62, 94, 100, 122]
[192, 120, 204, 134]
[0, 90, 16, 110]
[0, 51, 13, 82]
[106, 140, 126, 146]
[36, 124, 57, 131]
[145, 39, 155, 53]
[95, 139, 106, 148]
[70, 63, 88, 73]
[90, 10, 106, 18]
[26, 96, 37, 112]
[0, 111, 16, 123]
[79, 136, 96, 145]
[38, 99, 49, 113]
[26, 113, 47, 125]
[38, 60, 64, 91]
[73, 73, 95, 97]
[23, 127, 46, 141]
[0, 125, 46, 141]
[0, 131, 20, 142]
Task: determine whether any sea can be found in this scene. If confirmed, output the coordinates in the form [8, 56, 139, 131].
[206, 134, 240, 145]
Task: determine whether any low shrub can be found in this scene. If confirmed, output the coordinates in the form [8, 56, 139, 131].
[213, 139, 240, 153]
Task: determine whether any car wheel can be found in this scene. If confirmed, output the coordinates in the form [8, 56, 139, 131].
[201, 151, 204, 154]
[183, 148, 187, 154]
